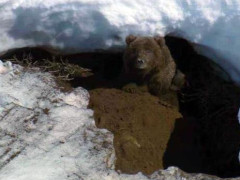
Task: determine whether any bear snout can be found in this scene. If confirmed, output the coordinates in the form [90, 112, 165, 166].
[137, 58, 145, 64]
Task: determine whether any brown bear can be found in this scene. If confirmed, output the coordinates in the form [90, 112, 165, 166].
[123, 35, 185, 108]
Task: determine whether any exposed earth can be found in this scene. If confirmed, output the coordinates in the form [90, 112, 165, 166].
[89, 88, 182, 174]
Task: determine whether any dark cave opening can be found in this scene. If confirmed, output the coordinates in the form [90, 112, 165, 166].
[165, 35, 240, 178]
[1, 36, 240, 178]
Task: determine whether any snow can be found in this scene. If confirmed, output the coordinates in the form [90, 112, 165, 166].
[0, 0, 240, 83]
[0, 61, 13, 74]
[0, 60, 147, 180]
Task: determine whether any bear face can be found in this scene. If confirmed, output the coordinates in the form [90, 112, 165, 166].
[123, 35, 169, 78]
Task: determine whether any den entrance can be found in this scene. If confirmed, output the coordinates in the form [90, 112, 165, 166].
[1, 36, 240, 178]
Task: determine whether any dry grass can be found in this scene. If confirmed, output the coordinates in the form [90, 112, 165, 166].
[7, 54, 93, 81]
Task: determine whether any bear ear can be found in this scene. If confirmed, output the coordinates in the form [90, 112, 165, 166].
[154, 36, 166, 47]
[125, 35, 137, 45]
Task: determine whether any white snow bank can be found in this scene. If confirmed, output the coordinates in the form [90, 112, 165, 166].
[0, 61, 123, 180]
[1, 60, 204, 180]
[0, 61, 13, 74]
[0, 0, 240, 83]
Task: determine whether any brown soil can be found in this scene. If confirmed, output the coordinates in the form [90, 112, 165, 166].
[89, 88, 182, 174]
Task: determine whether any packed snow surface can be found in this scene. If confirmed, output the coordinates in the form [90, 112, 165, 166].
[0, 0, 240, 83]
[0, 61, 136, 180]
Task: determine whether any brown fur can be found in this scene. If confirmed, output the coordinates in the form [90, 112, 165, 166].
[123, 35, 176, 93]
[123, 35, 185, 107]
[171, 69, 186, 91]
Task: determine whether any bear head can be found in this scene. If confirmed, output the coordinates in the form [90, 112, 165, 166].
[123, 35, 169, 76]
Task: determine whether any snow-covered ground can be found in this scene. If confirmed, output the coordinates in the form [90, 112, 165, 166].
[0, 0, 240, 83]
[0, 60, 137, 180]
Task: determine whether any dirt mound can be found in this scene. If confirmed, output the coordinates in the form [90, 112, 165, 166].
[89, 88, 182, 174]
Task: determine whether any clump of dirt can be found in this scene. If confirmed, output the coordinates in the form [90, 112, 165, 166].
[89, 88, 182, 174]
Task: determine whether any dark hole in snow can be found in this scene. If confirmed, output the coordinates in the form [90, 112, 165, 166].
[1, 36, 240, 178]
[165, 36, 240, 178]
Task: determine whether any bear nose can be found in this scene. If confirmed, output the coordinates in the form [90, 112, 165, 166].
[137, 58, 144, 64]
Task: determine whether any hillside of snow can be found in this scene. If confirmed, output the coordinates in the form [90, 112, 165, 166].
[0, 0, 240, 83]
[0, 61, 136, 180]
